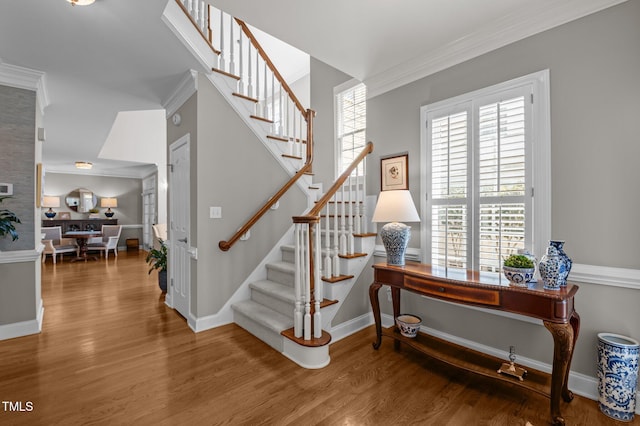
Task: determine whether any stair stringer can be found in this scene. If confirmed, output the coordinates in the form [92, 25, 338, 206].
[162, 2, 315, 197]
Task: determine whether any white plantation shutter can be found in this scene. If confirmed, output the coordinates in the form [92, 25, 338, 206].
[476, 94, 529, 272]
[424, 78, 540, 272]
[336, 83, 366, 175]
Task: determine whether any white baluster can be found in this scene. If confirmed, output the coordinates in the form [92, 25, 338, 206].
[294, 224, 303, 338]
[333, 194, 340, 277]
[271, 72, 275, 125]
[247, 43, 253, 99]
[229, 19, 235, 75]
[199, 1, 206, 33]
[237, 32, 244, 94]
[254, 50, 260, 114]
[348, 176, 355, 255]
[263, 62, 268, 118]
[355, 166, 361, 235]
[292, 105, 298, 157]
[303, 225, 311, 341]
[340, 185, 347, 255]
[187, 0, 194, 16]
[218, 12, 225, 70]
[314, 223, 322, 339]
[361, 161, 367, 234]
[324, 205, 331, 278]
[278, 86, 284, 136]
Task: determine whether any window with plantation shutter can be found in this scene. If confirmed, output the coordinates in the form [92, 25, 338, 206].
[335, 81, 366, 176]
[421, 71, 550, 272]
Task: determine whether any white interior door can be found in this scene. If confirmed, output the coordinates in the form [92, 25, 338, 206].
[142, 174, 157, 250]
[169, 135, 190, 320]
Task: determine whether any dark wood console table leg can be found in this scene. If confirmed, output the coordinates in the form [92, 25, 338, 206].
[391, 286, 401, 350]
[544, 314, 579, 426]
[369, 282, 383, 349]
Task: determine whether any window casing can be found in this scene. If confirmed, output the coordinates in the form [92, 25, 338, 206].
[421, 71, 550, 271]
[335, 80, 366, 177]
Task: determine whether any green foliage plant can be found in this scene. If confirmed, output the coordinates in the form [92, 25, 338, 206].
[0, 196, 21, 241]
[146, 239, 167, 273]
[503, 254, 534, 269]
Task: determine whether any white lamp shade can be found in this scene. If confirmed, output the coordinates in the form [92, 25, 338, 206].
[100, 197, 118, 208]
[42, 196, 60, 208]
[371, 190, 420, 223]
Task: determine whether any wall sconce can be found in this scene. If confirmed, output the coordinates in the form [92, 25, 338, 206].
[371, 190, 420, 266]
[67, 0, 96, 6]
[42, 196, 61, 219]
[100, 197, 118, 218]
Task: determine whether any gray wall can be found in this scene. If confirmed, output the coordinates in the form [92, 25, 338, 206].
[366, 1, 640, 376]
[166, 74, 308, 318]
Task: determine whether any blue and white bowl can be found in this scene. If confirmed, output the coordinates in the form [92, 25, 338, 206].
[502, 266, 535, 287]
[396, 314, 422, 338]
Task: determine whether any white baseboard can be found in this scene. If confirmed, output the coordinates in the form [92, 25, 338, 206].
[0, 301, 44, 341]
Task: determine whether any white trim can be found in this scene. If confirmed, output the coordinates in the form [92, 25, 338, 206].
[328, 312, 376, 343]
[0, 246, 43, 264]
[163, 69, 198, 118]
[365, 0, 628, 98]
[571, 263, 640, 290]
[0, 302, 44, 341]
[0, 59, 50, 115]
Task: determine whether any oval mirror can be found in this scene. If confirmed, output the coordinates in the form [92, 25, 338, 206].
[65, 188, 97, 213]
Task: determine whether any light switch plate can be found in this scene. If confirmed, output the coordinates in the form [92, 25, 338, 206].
[210, 206, 222, 219]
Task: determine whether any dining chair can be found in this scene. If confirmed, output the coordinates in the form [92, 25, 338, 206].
[88, 225, 122, 259]
[42, 226, 79, 264]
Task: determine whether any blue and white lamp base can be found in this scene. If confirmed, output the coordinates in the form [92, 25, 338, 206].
[379, 222, 411, 266]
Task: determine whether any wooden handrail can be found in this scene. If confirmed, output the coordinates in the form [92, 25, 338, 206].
[235, 18, 306, 117]
[307, 141, 374, 217]
[219, 162, 312, 251]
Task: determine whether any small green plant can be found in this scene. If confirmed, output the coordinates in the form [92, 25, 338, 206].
[0, 196, 21, 241]
[503, 254, 534, 269]
[146, 239, 167, 273]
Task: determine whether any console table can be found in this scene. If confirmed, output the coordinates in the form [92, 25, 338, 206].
[42, 218, 117, 233]
[369, 262, 580, 426]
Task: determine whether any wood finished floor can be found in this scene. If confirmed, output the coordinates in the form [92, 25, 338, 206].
[0, 251, 634, 425]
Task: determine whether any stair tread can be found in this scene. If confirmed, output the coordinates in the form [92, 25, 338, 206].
[232, 300, 293, 332]
[266, 260, 296, 274]
[251, 279, 295, 303]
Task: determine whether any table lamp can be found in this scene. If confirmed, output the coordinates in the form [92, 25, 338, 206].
[42, 196, 60, 219]
[101, 197, 118, 218]
[371, 190, 420, 266]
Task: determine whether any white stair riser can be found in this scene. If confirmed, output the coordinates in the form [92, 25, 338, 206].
[266, 266, 295, 287]
[233, 310, 285, 352]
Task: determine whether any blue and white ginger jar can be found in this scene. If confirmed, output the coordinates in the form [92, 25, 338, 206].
[539, 246, 564, 290]
[549, 240, 572, 286]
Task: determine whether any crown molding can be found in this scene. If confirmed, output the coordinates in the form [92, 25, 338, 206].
[0, 59, 50, 114]
[365, 0, 629, 98]
[163, 69, 198, 118]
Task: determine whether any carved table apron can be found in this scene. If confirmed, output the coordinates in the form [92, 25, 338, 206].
[369, 262, 580, 426]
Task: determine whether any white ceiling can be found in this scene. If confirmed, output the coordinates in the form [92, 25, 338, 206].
[0, 0, 627, 177]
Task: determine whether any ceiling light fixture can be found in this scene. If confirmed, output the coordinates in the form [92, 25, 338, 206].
[67, 0, 96, 6]
[75, 161, 93, 170]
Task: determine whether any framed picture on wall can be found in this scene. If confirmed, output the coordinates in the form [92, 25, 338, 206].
[59, 212, 71, 220]
[380, 153, 408, 191]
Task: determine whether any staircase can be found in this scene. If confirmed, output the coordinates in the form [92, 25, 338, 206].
[164, 0, 376, 368]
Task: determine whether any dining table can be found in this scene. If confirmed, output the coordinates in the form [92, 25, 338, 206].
[63, 230, 102, 262]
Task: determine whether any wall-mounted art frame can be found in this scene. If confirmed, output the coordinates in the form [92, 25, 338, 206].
[58, 212, 71, 220]
[36, 163, 44, 207]
[380, 153, 408, 191]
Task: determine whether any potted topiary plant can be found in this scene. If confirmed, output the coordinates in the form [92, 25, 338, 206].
[503, 254, 535, 286]
[0, 196, 21, 242]
[146, 239, 167, 292]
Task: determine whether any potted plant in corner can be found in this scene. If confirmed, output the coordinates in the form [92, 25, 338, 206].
[0, 196, 21, 242]
[502, 254, 535, 287]
[146, 239, 167, 292]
